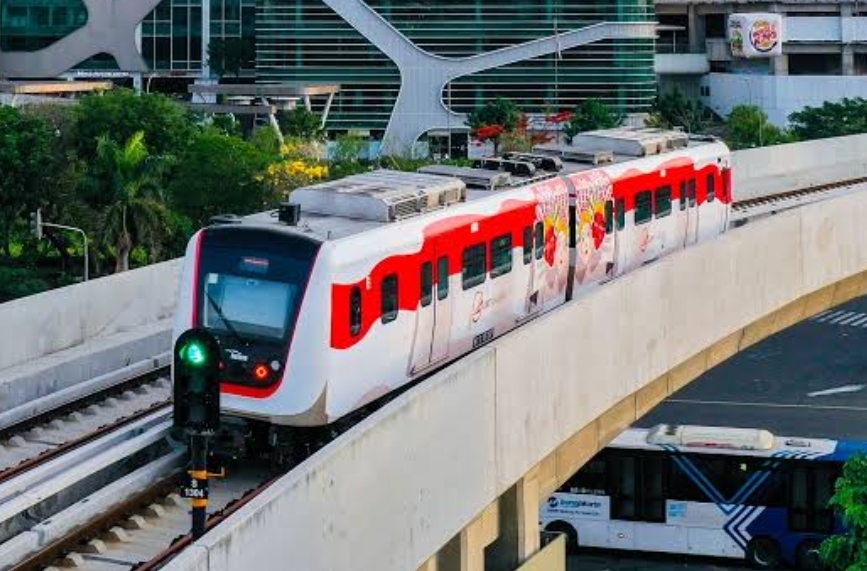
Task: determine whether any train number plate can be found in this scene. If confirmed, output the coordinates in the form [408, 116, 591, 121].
[472, 328, 495, 349]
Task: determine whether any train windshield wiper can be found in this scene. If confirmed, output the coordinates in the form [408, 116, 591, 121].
[205, 291, 248, 347]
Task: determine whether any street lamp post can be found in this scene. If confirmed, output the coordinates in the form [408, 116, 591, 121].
[31, 209, 89, 281]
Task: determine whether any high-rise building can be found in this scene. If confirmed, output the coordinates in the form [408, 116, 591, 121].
[0, 0, 657, 154]
[655, 0, 867, 127]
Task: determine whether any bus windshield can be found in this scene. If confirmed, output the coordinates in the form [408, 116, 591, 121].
[203, 273, 297, 341]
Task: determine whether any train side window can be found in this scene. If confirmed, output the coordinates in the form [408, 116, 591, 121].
[462, 243, 487, 289]
[350, 287, 362, 337]
[490, 233, 513, 278]
[616, 198, 625, 230]
[679, 181, 687, 211]
[381, 274, 398, 324]
[522, 226, 533, 264]
[534, 221, 544, 260]
[437, 256, 449, 300]
[688, 179, 697, 206]
[635, 191, 652, 225]
[605, 200, 614, 234]
[655, 185, 672, 218]
[707, 174, 716, 202]
[420, 262, 433, 307]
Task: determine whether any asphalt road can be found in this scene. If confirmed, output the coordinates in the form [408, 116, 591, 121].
[637, 295, 867, 441]
[567, 295, 867, 571]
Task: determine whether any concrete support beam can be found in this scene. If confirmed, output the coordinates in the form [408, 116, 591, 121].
[772, 53, 789, 75]
[439, 502, 498, 571]
[687, 5, 706, 52]
[843, 45, 856, 75]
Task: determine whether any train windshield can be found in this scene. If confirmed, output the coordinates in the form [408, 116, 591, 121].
[197, 227, 320, 345]
[203, 274, 297, 341]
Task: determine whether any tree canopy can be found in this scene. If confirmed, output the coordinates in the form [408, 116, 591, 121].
[725, 105, 793, 150]
[169, 128, 272, 228]
[821, 454, 867, 571]
[789, 98, 867, 141]
[73, 88, 193, 159]
[564, 98, 622, 142]
[466, 97, 522, 153]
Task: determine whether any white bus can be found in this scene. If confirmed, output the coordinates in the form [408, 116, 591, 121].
[540, 424, 865, 569]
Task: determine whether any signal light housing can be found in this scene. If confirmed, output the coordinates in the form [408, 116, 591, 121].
[173, 328, 222, 434]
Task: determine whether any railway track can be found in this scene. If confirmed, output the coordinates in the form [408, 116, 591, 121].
[731, 176, 867, 223]
[0, 371, 172, 484]
[7, 463, 279, 571]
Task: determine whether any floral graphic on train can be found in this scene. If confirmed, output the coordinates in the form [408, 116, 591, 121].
[531, 181, 570, 299]
[571, 171, 615, 285]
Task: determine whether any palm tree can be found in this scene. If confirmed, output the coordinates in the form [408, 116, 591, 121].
[94, 131, 170, 273]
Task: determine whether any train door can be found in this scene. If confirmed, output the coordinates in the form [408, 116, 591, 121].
[408, 240, 453, 375]
[683, 178, 699, 247]
[429, 242, 453, 365]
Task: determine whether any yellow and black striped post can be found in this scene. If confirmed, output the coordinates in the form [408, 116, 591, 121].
[189, 433, 209, 538]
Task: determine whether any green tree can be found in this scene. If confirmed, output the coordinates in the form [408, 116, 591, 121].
[169, 128, 272, 229]
[466, 97, 521, 154]
[92, 131, 172, 273]
[564, 98, 622, 142]
[207, 37, 255, 78]
[725, 105, 793, 150]
[73, 88, 194, 159]
[278, 107, 325, 141]
[789, 98, 867, 141]
[646, 88, 713, 134]
[821, 454, 867, 571]
[0, 106, 61, 255]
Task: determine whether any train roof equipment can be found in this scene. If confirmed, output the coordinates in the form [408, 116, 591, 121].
[221, 127, 724, 242]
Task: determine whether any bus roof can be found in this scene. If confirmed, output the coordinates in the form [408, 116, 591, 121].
[610, 424, 867, 461]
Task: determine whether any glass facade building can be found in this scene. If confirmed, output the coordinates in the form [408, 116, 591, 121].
[257, 0, 657, 135]
[1, 0, 656, 140]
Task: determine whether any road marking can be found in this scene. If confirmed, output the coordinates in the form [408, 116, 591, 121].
[811, 309, 867, 328]
[807, 384, 866, 397]
[667, 398, 867, 411]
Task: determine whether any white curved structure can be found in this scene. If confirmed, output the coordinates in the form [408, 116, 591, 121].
[0, 0, 163, 78]
[320, 0, 657, 154]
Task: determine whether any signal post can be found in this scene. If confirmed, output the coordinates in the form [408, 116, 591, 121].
[173, 328, 223, 539]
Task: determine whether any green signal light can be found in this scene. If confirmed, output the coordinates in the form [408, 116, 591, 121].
[181, 341, 208, 367]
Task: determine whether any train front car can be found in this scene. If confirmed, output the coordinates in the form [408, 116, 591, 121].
[174, 220, 330, 465]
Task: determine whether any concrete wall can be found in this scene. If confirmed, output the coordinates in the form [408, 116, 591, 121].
[162, 187, 867, 571]
[702, 72, 867, 127]
[0, 259, 181, 374]
[731, 133, 867, 200]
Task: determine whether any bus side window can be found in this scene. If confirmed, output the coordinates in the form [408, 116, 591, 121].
[605, 200, 614, 234]
[679, 181, 687, 211]
[688, 179, 697, 206]
[609, 454, 637, 520]
[420, 262, 433, 307]
[642, 454, 666, 523]
[564, 455, 608, 495]
[350, 286, 362, 337]
[707, 174, 716, 202]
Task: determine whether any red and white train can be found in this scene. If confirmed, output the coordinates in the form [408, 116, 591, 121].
[173, 127, 732, 463]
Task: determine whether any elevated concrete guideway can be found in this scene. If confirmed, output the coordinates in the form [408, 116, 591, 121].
[3, 135, 867, 571]
[159, 184, 867, 570]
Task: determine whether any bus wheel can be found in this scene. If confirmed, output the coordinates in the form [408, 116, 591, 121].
[544, 521, 578, 554]
[796, 540, 823, 570]
[747, 537, 782, 569]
